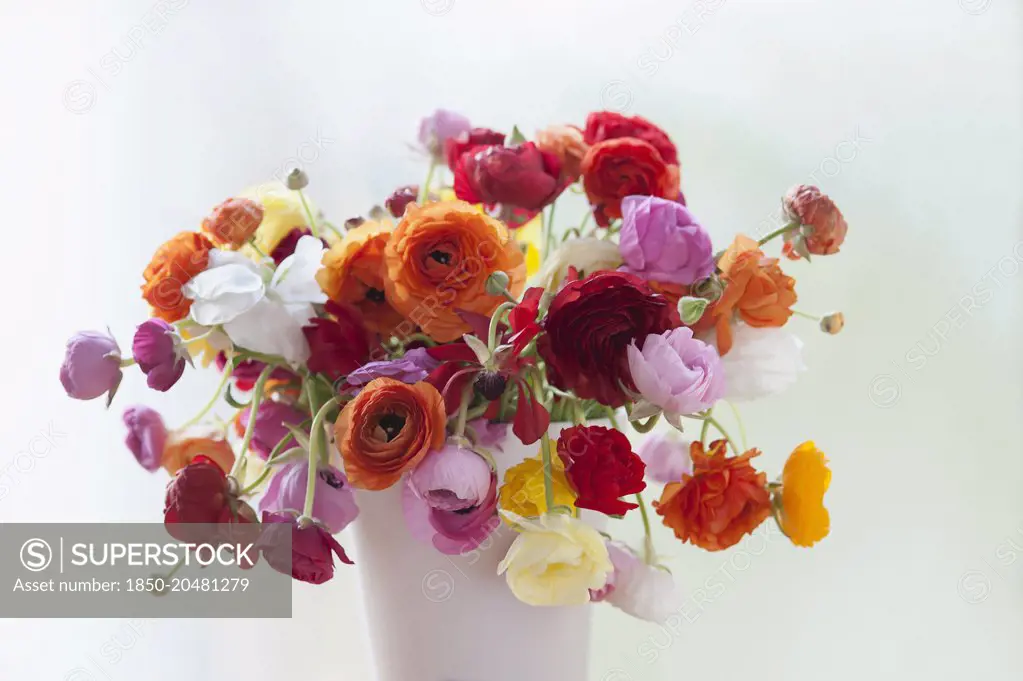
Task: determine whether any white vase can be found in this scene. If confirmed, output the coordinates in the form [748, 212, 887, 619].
[350, 420, 609, 681]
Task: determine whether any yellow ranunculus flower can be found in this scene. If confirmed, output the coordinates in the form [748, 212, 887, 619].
[239, 181, 313, 255]
[515, 214, 543, 278]
[779, 441, 831, 547]
[499, 455, 576, 520]
[498, 512, 613, 606]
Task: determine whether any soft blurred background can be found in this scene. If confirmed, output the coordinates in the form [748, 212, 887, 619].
[1, 0, 1021, 679]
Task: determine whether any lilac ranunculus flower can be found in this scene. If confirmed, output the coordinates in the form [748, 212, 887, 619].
[238, 401, 308, 459]
[468, 418, 508, 453]
[589, 542, 684, 624]
[60, 330, 123, 401]
[259, 461, 359, 534]
[418, 109, 472, 161]
[635, 432, 692, 484]
[346, 352, 433, 393]
[409, 443, 493, 511]
[627, 327, 725, 422]
[618, 195, 715, 286]
[132, 319, 187, 392]
[122, 405, 168, 472]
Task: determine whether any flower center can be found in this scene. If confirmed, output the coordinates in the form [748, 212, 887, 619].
[365, 287, 386, 303]
[429, 250, 452, 265]
[377, 413, 406, 441]
[318, 470, 345, 489]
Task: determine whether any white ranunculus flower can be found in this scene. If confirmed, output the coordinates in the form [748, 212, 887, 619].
[593, 542, 684, 624]
[183, 235, 327, 366]
[536, 237, 623, 289]
[719, 323, 806, 402]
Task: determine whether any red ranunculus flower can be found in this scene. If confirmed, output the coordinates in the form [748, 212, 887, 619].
[164, 455, 253, 545]
[557, 425, 646, 515]
[583, 111, 679, 165]
[537, 271, 679, 407]
[508, 286, 544, 354]
[215, 354, 294, 391]
[453, 142, 563, 211]
[444, 127, 506, 170]
[581, 138, 680, 227]
[302, 301, 372, 381]
[260, 511, 353, 584]
[270, 227, 327, 265]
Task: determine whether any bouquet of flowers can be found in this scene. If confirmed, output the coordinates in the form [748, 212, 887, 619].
[59, 109, 846, 620]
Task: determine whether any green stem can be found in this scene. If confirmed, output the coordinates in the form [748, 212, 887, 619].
[635, 492, 656, 564]
[453, 383, 473, 438]
[487, 302, 516, 350]
[579, 210, 592, 234]
[543, 201, 557, 263]
[539, 432, 556, 514]
[119, 357, 136, 368]
[699, 408, 712, 446]
[602, 405, 622, 431]
[418, 160, 437, 204]
[631, 413, 661, 433]
[303, 397, 339, 518]
[792, 308, 822, 322]
[247, 237, 270, 260]
[297, 189, 319, 238]
[239, 446, 304, 495]
[722, 400, 748, 450]
[230, 364, 275, 477]
[706, 416, 740, 454]
[181, 357, 236, 429]
[757, 220, 799, 247]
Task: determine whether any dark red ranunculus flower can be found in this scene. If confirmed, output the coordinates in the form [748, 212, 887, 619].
[302, 301, 372, 381]
[260, 511, 353, 584]
[508, 286, 544, 354]
[453, 142, 562, 212]
[385, 185, 420, 218]
[270, 227, 328, 265]
[537, 271, 679, 407]
[557, 425, 646, 515]
[444, 127, 506, 170]
[164, 456, 233, 540]
[215, 354, 294, 391]
[583, 111, 679, 166]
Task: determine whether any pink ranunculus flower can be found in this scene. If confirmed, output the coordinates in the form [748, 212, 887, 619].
[259, 511, 354, 584]
[409, 443, 493, 511]
[418, 109, 472, 161]
[782, 185, 848, 258]
[122, 405, 168, 472]
[60, 330, 123, 401]
[618, 195, 715, 286]
[237, 401, 308, 459]
[468, 419, 508, 453]
[627, 327, 725, 420]
[132, 319, 187, 392]
[402, 466, 500, 556]
[636, 432, 692, 484]
[590, 542, 683, 624]
[259, 461, 359, 534]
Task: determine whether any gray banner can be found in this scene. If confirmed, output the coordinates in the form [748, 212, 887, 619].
[0, 523, 293, 618]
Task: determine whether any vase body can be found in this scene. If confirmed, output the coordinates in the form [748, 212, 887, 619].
[351, 420, 607, 681]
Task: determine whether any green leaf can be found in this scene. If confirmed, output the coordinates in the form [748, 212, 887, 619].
[509, 125, 527, 145]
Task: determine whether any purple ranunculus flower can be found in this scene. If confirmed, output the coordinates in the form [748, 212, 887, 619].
[132, 319, 186, 392]
[627, 327, 725, 420]
[346, 355, 431, 393]
[238, 401, 308, 459]
[409, 443, 493, 511]
[401, 472, 500, 556]
[122, 405, 167, 472]
[418, 109, 472, 161]
[636, 432, 692, 484]
[259, 460, 359, 534]
[618, 195, 715, 286]
[60, 330, 123, 401]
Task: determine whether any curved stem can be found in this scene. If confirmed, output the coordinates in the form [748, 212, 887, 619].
[418, 160, 437, 204]
[706, 416, 740, 454]
[297, 189, 319, 238]
[722, 400, 748, 450]
[303, 397, 339, 518]
[631, 413, 661, 433]
[181, 358, 236, 429]
[635, 492, 656, 564]
[239, 446, 304, 495]
[453, 383, 473, 438]
[539, 432, 556, 514]
[757, 220, 799, 246]
[487, 302, 516, 350]
[230, 364, 275, 477]
[602, 405, 622, 431]
[699, 410, 712, 446]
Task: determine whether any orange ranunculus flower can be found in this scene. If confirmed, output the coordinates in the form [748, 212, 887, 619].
[654, 440, 771, 551]
[384, 200, 526, 342]
[580, 138, 680, 227]
[162, 434, 235, 476]
[334, 378, 446, 490]
[201, 197, 264, 249]
[142, 231, 215, 322]
[712, 235, 797, 355]
[778, 441, 831, 547]
[535, 124, 590, 181]
[317, 219, 404, 335]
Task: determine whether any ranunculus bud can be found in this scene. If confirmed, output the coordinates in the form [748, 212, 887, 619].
[782, 185, 848, 259]
[474, 371, 507, 401]
[820, 312, 845, 335]
[690, 274, 724, 303]
[164, 455, 235, 543]
[132, 319, 187, 392]
[122, 405, 167, 472]
[286, 167, 309, 190]
[201, 198, 264, 248]
[455, 142, 562, 211]
[485, 270, 511, 297]
[60, 330, 123, 402]
[677, 296, 709, 325]
[260, 511, 354, 584]
[385, 185, 419, 218]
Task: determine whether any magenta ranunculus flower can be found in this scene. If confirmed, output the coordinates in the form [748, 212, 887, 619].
[345, 354, 432, 394]
[132, 319, 187, 392]
[259, 511, 354, 585]
[122, 405, 167, 472]
[238, 401, 308, 459]
[418, 109, 472, 161]
[402, 468, 499, 555]
[618, 195, 715, 286]
[259, 460, 359, 534]
[627, 327, 725, 420]
[60, 330, 123, 401]
[409, 443, 493, 511]
[636, 432, 692, 484]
